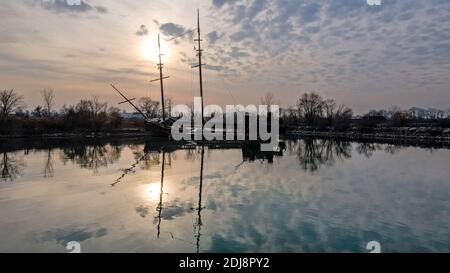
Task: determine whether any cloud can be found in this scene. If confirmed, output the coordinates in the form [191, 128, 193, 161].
[30, 0, 108, 14]
[299, 1, 321, 23]
[99, 67, 156, 78]
[136, 25, 149, 36]
[31, 225, 108, 245]
[212, 0, 238, 8]
[207, 31, 221, 44]
[2, 0, 450, 111]
[95, 6, 108, 14]
[158, 22, 194, 44]
[160, 22, 187, 37]
[230, 47, 249, 58]
[204, 64, 226, 71]
[158, 202, 193, 220]
[326, 0, 367, 18]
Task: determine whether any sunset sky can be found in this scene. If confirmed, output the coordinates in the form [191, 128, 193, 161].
[1, 0, 449, 114]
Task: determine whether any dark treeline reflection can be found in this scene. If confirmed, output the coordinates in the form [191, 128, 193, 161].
[286, 138, 410, 172]
[60, 144, 122, 174]
[42, 149, 54, 178]
[287, 138, 352, 172]
[0, 151, 26, 182]
[1, 137, 448, 182]
[355, 142, 404, 158]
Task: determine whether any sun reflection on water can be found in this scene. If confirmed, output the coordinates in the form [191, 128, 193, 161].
[146, 183, 162, 201]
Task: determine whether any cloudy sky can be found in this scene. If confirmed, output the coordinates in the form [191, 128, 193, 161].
[1, 0, 449, 113]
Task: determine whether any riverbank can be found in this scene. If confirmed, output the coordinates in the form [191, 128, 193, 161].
[3, 123, 450, 146]
[286, 129, 450, 144]
[0, 128, 147, 139]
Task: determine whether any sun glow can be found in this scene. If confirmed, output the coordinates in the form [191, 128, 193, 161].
[140, 33, 170, 62]
[146, 183, 162, 201]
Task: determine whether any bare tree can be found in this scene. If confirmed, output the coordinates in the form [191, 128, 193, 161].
[296, 92, 324, 126]
[392, 111, 410, 126]
[0, 89, 25, 118]
[138, 97, 160, 118]
[88, 96, 107, 117]
[261, 92, 276, 108]
[88, 96, 108, 131]
[107, 106, 123, 129]
[323, 99, 336, 125]
[284, 106, 299, 126]
[388, 105, 401, 114]
[333, 104, 353, 130]
[41, 89, 55, 117]
[366, 109, 379, 117]
[261, 92, 278, 116]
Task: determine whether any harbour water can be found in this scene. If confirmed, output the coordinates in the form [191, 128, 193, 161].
[0, 138, 449, 253]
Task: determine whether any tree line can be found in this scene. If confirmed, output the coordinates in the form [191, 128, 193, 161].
[3, 88, 448, 136]
[0, 89, 355, 134]
[279, 92, 353, 131]
[278, 92, 450, 131]
[0, 89, 121, 135]
[0, 89, 174, 135]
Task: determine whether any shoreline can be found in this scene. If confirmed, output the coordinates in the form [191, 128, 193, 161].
[285, 130, 450, 144]
[2, 130, 450, 142]
[0, 131, 148, 139]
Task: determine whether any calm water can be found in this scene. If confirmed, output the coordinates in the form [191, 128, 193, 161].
[0, 138, 449, 253]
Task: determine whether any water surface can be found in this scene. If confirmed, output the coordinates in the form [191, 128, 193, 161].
[0, 138, 449, 253]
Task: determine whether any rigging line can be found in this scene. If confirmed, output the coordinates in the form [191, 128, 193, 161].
[218, 75, 252, 117]
[218, 75, 238, 106]
[165, 29, 195, 42]
[111, 152, 148, 187]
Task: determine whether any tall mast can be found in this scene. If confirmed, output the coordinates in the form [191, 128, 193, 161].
[158, 34, 166, 120]
[194, 9, 205, 128]
[150, 34, 169, 120]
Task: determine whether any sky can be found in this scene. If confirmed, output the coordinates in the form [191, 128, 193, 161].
[0, 0, 449, 114]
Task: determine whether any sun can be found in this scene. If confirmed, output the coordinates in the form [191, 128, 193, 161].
[141, 33, 170, 62]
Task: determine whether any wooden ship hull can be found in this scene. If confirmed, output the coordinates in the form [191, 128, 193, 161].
[144, 120, 171, 138]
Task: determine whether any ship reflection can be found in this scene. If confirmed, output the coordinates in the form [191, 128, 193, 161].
[151, 141, 285, 253]
[113, 140, 286, 252]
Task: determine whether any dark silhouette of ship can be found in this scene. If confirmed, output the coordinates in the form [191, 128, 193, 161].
[111, 10, 282, 140]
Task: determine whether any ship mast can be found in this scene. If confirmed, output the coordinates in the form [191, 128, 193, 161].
[150, 34, 170, 120]
[193, 9, 205, 129]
